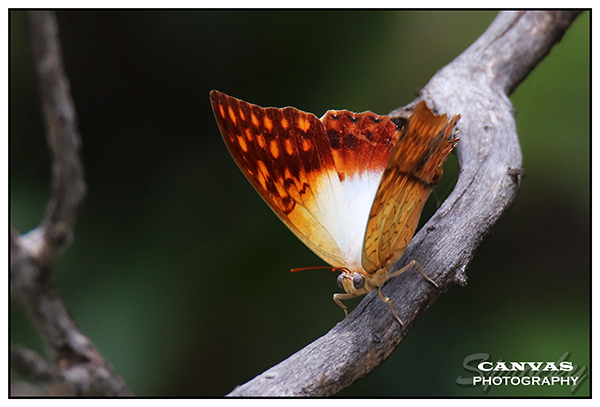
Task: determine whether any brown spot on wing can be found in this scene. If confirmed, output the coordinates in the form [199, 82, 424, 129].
[298, 117, 311, 132]
[270, 140, 280, 158]
[264, 116, 273, 131]
[302, 139, 311, 152]
[284, 138, 294, 155]
[237, 136, 248, 152]
[257, 134, 266, 148]
[228, 106, 237, 125]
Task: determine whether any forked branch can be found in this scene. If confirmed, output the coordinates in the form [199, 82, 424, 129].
[227, 10, 582, 396]
[10, 11, 131, 396]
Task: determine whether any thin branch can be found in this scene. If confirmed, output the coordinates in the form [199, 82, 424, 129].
[11, 346, 64, 382]
[21, 10, 86, 266]
[227, 10, 582, 396]
[10, 11, 131, 396]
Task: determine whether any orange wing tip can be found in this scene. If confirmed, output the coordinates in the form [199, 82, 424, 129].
[209, 89, 228, 104]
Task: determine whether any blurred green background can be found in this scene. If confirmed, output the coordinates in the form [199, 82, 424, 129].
[10, 11, 589, 396]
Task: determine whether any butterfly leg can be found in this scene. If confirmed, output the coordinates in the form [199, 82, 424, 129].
[333, 293, 356, 317]
[388, 260, 439, 288]
[376, 287, 403, 325]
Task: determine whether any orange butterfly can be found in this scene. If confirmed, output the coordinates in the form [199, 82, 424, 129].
[210, 91, 459, 324]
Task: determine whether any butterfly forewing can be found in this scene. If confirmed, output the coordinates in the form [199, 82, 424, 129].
[211, 91, 352, 267]
[362, 101, 459, 272]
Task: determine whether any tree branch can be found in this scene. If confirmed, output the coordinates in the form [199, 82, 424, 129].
[227, 10, 582, 396]
[10, 11, 131, 396]
[21, 10, 86, 266]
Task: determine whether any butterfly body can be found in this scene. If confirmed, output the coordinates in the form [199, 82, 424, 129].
[210, 91, 459, 323]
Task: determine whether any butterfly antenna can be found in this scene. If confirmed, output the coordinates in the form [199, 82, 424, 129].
[290, 266, 346, 273]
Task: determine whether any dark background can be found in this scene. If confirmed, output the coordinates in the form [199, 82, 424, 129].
[10, 11, 589, 396]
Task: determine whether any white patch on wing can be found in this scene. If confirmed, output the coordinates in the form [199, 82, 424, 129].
[310, 169, 383, 272]
[337, 171, 383, 271]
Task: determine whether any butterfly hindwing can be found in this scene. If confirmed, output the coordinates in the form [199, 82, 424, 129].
[362, 101, 459, 272]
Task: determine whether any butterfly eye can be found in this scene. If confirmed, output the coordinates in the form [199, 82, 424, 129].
[352, 274, 366, 290]
[337, 274, 344, 289]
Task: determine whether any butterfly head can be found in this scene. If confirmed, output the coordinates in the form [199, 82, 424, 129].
[336, 268, 388, 296]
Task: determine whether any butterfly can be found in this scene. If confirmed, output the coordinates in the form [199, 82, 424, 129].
[210, 90, 459, 324]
